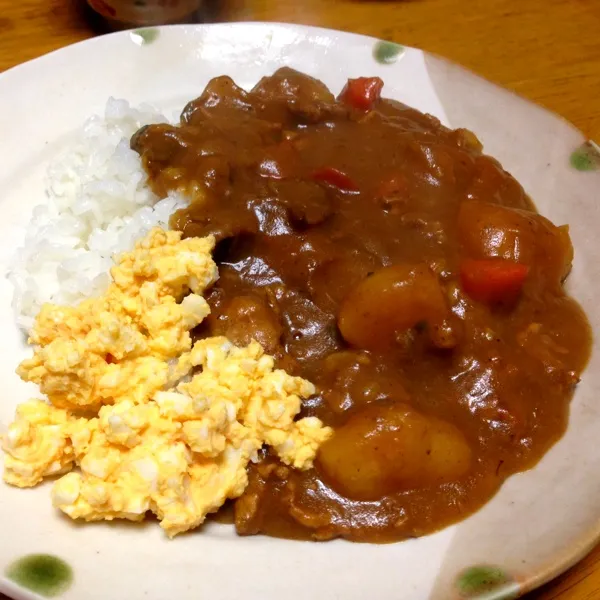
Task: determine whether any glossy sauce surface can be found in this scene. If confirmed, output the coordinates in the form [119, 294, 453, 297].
[132, 68, 591, 542]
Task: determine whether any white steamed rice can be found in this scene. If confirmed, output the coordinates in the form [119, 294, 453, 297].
[8, 98, 188, 331]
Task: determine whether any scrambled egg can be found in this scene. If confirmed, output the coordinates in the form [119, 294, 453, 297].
[17, 228, 218, 412]
[2, 227, 332, 537]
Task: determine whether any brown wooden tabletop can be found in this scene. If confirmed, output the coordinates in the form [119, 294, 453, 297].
[1, 1, 599, 599]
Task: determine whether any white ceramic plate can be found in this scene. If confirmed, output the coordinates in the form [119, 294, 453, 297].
[1, 22, 599, 600]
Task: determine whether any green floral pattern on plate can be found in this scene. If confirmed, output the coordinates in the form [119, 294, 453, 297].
[457, 565, 519, 599]
[5, 554, 73, 597]
[131, 27, 160, 45]
[570, 140, 600, 171]
[373, 40, 405, 65]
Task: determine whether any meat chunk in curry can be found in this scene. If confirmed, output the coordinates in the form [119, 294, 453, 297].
[131, 68, 591, 543]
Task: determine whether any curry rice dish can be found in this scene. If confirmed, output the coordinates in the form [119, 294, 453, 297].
[4, 68, 592, 543]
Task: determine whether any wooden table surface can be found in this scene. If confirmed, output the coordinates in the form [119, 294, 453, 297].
[0, 1, 599, 599]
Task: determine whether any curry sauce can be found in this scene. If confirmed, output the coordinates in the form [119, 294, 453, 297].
[132, 68, 591, 542]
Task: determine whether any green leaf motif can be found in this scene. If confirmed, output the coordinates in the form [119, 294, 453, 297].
[132, 27, 160, 45]
[570, 141, 600, 171]
[373, 40, 405, 65]
[457, 565, 519, 599]
[5, 554, 73, 597]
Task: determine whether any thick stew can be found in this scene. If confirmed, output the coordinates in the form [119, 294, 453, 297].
[132, 68, 591, 542]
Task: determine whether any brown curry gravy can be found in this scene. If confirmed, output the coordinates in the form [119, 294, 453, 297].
[132, 68, 591, 542]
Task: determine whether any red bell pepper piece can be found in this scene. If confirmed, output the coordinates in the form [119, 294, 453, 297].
[313, 167, 358, 191]
[460, 258, 529, 304]
[338, 77, 384, 111]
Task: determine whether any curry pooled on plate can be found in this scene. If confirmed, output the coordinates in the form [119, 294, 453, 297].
[132, 68, 591, 542]
[2, 68, 591, 542]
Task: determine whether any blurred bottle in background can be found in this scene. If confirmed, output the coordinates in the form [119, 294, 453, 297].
[86, 0, 205, 29]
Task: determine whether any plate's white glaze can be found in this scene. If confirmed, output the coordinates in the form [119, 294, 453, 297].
[0, 23, 599, 600]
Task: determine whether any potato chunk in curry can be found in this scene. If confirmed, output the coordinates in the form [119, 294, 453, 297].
[317, 402, 472, 500]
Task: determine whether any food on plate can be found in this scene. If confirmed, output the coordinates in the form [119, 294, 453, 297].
[7, 99, 187, 331]
[3, 228, 331, 537]
[2, 68, 591, 543]
[17, 228, 217, 413]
